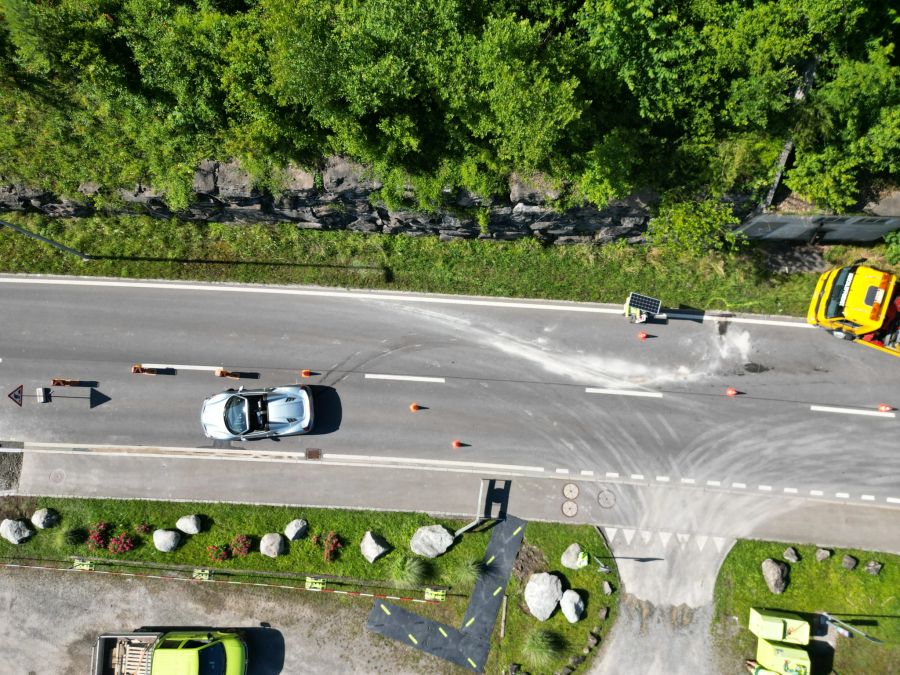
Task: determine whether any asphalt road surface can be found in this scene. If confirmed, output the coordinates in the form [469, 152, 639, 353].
[3, 274, 899, 675]
[1, 275, 898, 504]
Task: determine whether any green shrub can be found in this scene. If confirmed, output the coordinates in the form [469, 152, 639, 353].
[64, 528, 87, 545]
[647, 197, 742, 255]
[521, 629, 564, 669]
[392, 554, 430, 587]
[885, 230, 900, 265]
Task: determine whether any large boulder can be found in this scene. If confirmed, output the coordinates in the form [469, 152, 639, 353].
[1, 519, 32, 544]
[815, 548, 832, 562]
[360, 531, 390, 563]
[153, 530, 181, 552]
[761, 558, 790, 594]
[31, 508, 59, 529]
[561, 543, 589, 570]
[284, 519, 308, 541]
[524, 572, 563, 621]
[176, 515, 202, 535]
[410, 525, 454, 559]
[560, 589, 585, 623]
[783, 547, 800, 563]
[842, 555, 858, 571]
[260, 533, 285, 558]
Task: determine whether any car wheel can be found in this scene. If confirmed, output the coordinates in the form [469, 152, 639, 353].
[832, 330, 854, 340]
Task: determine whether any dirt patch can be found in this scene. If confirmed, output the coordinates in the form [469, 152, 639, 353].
[0, 452, 23, 491]
[0, 494, 37, 520]
[511, 541, 547, 584]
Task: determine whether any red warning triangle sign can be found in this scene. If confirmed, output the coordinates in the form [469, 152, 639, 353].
[7, 384, 23, 407]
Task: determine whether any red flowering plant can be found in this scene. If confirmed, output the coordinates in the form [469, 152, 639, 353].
[207, 544, 231, 562]
[87, 522, 111, 551]
[136, 522, 152, 535]
[230, 535, 251, 558]
[107, 531, 135, 554]
[323, 531, 342, 563]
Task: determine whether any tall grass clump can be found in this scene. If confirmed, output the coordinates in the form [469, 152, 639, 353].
[392, 554, 430, 587]
[522, 630, 564, 669]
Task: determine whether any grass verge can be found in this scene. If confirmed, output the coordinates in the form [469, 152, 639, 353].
[0, 496, 618, 674]
[0, 212, 859, 315]
[713, 540, 900, 674]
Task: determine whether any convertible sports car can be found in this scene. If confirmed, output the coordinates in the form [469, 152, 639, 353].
[201, 385, 314, 440]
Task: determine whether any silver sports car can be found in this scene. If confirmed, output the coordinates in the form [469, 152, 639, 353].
[201, 385, 314, 440]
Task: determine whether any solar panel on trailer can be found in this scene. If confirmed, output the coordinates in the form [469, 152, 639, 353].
[627, 293, 662, 315]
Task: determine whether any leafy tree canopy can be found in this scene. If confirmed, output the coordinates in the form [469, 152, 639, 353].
[0, 0, 895, 213]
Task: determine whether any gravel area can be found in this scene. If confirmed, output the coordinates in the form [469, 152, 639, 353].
[0, 566, 455, 675]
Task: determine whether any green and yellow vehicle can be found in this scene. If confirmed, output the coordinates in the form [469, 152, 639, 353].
[748, 608, 810, 645]
[755, 638, 811, 675]
[91, 630, 247, 675]
[807, 264, 900, 356]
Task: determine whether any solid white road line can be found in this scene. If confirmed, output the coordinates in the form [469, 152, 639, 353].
[585, 387, 663, 398]
[138, 363, 221, 371]
[888, 497, 900, 504]
[810, 404, 896, 418]
[0, 276, 818, 328]
[364, 373, 446, 383]
[666, 312, 814, 329]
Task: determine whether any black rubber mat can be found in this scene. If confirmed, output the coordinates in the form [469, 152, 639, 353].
[366, 514, 527, 672]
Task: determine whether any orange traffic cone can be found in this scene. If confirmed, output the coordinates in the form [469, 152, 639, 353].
[451, 439, 464, 449]
[637, 331, 648, 341]
[877, 403, 893, 413]
[300, 369, 312, 378]
[725, 386, 738, 397]
[409, 403, 421, 412]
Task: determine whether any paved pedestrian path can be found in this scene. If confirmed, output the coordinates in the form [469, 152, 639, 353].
[367, 515, 526, 672]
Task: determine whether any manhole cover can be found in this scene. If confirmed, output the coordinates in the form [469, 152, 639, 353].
[563, 483, 580, 500]
[597, 488, 616, 509]
[562, 500, 578, 517]
[49, 470, 65, 484]
[305, 448, 322, 460]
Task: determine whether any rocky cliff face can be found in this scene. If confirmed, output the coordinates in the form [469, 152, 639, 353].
[0, 157, 653, 245]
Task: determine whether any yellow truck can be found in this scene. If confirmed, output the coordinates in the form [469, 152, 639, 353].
[91, 630, 247, 675]
[807, 264, 900, 356]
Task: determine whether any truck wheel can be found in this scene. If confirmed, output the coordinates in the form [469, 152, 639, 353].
[832, 330, 854, 340]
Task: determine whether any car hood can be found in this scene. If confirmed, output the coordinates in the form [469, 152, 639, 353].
[266, 386, 312, 435]
[200, 392, 233, 439]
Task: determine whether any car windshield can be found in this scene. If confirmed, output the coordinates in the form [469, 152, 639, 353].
[197, 642, 226, 675]
[825, 267, 855, 319]
[224, 396, 249, 434]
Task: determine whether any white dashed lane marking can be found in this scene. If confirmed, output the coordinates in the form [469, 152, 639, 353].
[364, 373, 446, 383]
[810, 405, 896, 418]
[585, 387, 663, 398]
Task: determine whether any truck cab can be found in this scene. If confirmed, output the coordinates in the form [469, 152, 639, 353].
[807, 264, 900, 356]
